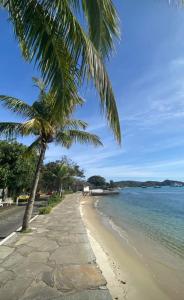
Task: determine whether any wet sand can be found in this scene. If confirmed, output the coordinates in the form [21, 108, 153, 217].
[80, 196, 173, 300]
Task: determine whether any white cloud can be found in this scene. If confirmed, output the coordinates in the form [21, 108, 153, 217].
[86, 158, 184, 180]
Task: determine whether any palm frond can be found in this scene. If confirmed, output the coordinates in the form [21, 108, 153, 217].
[52, 1, 121, 142]
[68, 130, 102, 146]
[56, 129, 102, 148]
[32, 77, 46, 94]
[21, 119, 41, 136]
[4, 0, 81, 113]
[22, 137, 41, 158]
[55, 131, 73, 148]
[80, 0, 120, 57]
[0, 95, 34, 118]
[3, 0, 121, 143]
[64, 119, 88, 130]
[0, 122, 23, 139]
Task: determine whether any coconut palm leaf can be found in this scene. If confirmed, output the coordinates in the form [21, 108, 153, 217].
[22, 137, 41, 158]
[56, 129, 102, 148]
[52, 1, 121, 141]
[0, 95, 34, 118]
[2, 0, 121, 143]
[0, 122, 23, 138]
[4, 0, 80, 109]
[75, 0, 120, 57]
[64, 119, 88, 130]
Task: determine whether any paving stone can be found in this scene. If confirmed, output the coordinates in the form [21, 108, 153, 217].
[1, 251, 23, 268]
[17, 244, 34, 256]
[15, 235, 35, 246]
[37, 228, 49, 234]
[50, 243, 95, 264]
[56, 233, 89, 245]
[0, 245, 14, 259]
[27, 237, 58, 252]
[13, 261, 53, 280]
[51, 265, 106, 292]
[3, 233, 19, 246]
[0, 276, 33, 300]
[0, 270, 15, 287]
[0, 195, 112, 300]
[55, 290, 112, 300]
[26, 251, 50, 263]
[42, 270, 55, 287]
[20, 281, 62, 300]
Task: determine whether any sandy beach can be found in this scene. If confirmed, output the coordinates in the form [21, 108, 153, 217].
[80, 195, 173, 300]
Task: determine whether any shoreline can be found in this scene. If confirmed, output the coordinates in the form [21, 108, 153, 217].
[80, 195, 172, 300]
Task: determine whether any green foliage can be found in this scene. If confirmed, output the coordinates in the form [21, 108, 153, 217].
[87, 175, 106, 187]
[0, 141, 37, 197]
[1, 0, 121, 142]
[39, 194, 63, 214]
[39, 206, 52, 214]
[0, 78, 102, 153]
[39, 157, 84, 192]
[47, 194, 63, 207]
[0, 80, 102, 230]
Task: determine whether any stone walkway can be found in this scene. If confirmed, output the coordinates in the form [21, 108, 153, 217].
[0, 194, 112, 300]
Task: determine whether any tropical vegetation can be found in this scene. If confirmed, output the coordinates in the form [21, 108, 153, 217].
[0, 78, 102, 230]
[0, 0, 121, 142]
[39, 157, 84, 195]
[0, 141, 37, 200]
[39, 194, 63, 215]
[87, 175, 106, 187]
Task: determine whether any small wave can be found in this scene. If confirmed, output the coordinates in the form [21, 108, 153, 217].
[96, 203, 144, 259]
[109, 219, 144, 258]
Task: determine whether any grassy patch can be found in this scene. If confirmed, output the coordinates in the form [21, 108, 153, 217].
[39, 206, 52, 214]
[20, 228, 33, 233]
[39, 194, 63, 215]
[48, 195, 63, 207]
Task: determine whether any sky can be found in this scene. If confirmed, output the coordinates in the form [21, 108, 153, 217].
[1, 1, 184, 181]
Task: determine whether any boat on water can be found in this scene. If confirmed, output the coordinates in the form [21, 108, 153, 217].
[154, 186, 161, 188]
[91, 189, 120, 196]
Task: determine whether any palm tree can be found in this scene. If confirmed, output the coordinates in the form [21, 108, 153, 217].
[0, 78, 102, 230]
[0, 0, 121, 142]
[53, 162, 74, 196]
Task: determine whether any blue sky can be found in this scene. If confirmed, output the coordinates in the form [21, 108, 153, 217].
[1, 1, 184, 181]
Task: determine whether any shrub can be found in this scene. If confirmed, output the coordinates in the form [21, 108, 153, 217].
[39, 194, 63, 214]
[39, 206, 52, 214]
[48, 195, 63, 207]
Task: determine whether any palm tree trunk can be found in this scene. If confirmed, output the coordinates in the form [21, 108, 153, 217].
[22, 142, 46, 231]
[2, 188, 5, 202]
[59, 183, 63, 197]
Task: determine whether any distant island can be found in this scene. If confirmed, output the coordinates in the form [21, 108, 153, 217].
[115, 179, 184, 188]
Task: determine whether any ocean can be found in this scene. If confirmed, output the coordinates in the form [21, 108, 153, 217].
[96, 186, 184, 296]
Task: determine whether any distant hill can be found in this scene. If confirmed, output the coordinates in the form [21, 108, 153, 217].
[115, 179, 184, 188]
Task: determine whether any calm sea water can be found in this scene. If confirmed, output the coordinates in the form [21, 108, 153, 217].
[97, 187, 184, 260]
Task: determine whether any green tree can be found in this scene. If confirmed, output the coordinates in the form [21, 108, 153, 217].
[0, 0, 121, 142]
[40, 157, 84, 193]
[87, 175, 106, 187]
[54, 162, 73, 196]
[0, 141, 37, 199]
[0, 78, 102, 230]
